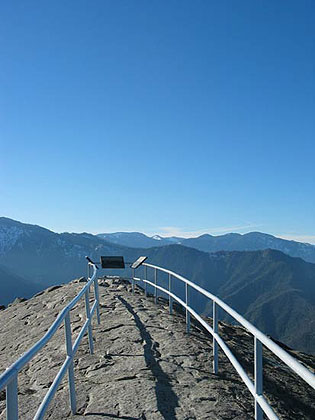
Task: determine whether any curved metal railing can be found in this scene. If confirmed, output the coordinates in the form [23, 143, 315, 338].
[0, 263, 100, 420]
[1, 259, 315, 420]
[132, 262, 315, 420]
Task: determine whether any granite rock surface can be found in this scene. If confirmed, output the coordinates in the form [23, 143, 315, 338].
[0, 277, 315, 419]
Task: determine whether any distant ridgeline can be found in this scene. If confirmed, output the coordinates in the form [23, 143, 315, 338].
[1, 217, 315, 354]
[97, 230, 315, 263]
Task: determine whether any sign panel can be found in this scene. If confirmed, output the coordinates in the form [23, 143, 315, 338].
[100, 256, 125, 269]
[131, 256, 148, 269]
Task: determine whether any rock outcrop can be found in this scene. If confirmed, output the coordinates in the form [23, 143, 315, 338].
[0, 277, 315, 419]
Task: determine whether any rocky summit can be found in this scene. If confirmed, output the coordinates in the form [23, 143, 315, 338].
[0, 278, 315, 419]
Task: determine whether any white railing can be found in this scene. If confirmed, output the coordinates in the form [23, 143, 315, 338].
[0, 263, 100, 420]
[132, 262, 315, 420]
[1, 259, 315, 420]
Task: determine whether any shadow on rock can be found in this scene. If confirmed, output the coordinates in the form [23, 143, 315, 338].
[85, 414, 143, 419]
[117, 296, 179, 420]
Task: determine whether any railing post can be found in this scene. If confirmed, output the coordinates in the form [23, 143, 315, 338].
[94, 276, 100, 325]
[132, 268, 135, 295]
[144, 265, 147, 298]
[87, 263, 90, 280]
[6, 374, 18, 420]
[213, 301, 218, 374]
[154, 268, 157, 304]
[255, 337, 263, 420]
[169, 273, 173, 315]
[64, 313, 77, 414]
[185, 283, 190, 333]
[85, 289, 94, 354]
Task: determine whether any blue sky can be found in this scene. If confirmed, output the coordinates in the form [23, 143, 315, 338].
[1, 1, 314, 243]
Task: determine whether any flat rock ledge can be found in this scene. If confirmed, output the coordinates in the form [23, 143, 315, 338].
[0, 277, 315, 420]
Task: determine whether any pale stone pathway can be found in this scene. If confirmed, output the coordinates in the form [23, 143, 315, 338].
[1, 277, 315, 419]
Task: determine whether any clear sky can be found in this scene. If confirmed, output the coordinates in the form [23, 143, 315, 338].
[1, 1, 314, 243]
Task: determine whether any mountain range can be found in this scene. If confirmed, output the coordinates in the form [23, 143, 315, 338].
[98, 231, 315, 263]
[147, 245, 315, 353]
[1, 216, 315, 353]
[97, 232, 182, 248]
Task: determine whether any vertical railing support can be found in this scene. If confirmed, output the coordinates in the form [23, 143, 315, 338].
[94, 276, 100, 325]
[144, 265, 147, 298]
[169, 273, 173, 315]
[64, 313, 77, 414]
[132, 268, 135, 295]
[185, 283, 190, 333]
[213, 301, 218, 374]
[255, 337, 263, 420]
[6, 374, 18, 420]
[154, 268, 157, 304]
[85, 289, 94, 354]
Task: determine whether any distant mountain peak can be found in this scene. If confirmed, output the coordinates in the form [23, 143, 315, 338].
[0, 221, 25, 256]
[196, 233, 213, 239]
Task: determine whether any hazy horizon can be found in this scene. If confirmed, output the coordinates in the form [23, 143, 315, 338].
[2, 215, 315, 245]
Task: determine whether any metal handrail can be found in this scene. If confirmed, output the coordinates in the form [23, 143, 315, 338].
[0, 263, 100, 420]
[132, 262, 315, 420]
[2, 259, 315, 420]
